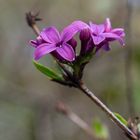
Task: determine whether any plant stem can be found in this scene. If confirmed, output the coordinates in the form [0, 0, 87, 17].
[26, 12, 41, 36]
[32, 24, 40, 36]
[78, 82, 137, 140]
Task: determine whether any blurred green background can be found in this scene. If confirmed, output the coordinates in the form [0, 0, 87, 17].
[0, 0, 140, 140]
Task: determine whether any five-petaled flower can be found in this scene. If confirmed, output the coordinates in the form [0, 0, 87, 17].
[30, 21, 88, 61]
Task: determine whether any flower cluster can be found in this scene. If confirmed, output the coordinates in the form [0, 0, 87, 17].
[30, 18, 125, 62]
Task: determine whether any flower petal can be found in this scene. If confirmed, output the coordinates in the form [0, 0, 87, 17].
[104, 18, 112, 32]
[34, 43, 57, 60]
[89, 22, 105, 34]
[61, 20, 88, 42]
[103, 32, 125, 46]
[30, 40, 38, 48]
[111, 28, 125, 37]
[91, 34, 105, 45]
[103, 32, 120, 39]
[40, 26, 60, 43]
[56, 43, 75, 61]
[30, 36, 44, 48]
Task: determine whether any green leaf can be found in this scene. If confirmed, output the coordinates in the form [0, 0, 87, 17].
[114, 113, 127, 126]
[92, 118, 109, 139]
[33, 60, 63, 81]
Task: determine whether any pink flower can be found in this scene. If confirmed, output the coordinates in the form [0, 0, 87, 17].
[89, 18, 125, 51]
[30, 21, 88, 61]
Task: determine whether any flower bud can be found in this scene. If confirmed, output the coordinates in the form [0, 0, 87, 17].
[80, 28, 93, 55]
[68, 38, 77, 51]
[80, 28, 90, 42]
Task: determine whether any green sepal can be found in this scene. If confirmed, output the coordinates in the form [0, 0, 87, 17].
[72, 52, 93, 80]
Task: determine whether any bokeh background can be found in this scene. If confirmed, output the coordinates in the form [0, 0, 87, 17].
[0, 0, 140, 140]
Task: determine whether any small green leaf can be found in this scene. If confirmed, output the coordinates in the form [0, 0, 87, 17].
[114, 113, 127, 126]
[33, 60, 63, 81]
[92, 118, 109, 139]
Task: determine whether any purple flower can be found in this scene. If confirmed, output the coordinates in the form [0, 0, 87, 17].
[30, 21, 88, 61]
[88, 18, 125, 51]
[104, 18, 125, 45]
[30, 36, 45, 48]
[80, 28, 94, 55]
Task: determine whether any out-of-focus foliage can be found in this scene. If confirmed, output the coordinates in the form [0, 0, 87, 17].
[92, 118, 109, 139]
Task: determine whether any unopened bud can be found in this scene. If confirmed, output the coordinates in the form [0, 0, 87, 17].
[68, 38, 77, 49]
[80, 28, 90, 42]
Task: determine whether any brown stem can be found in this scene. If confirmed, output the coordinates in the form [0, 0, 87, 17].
[32, 24, 40, 36]
[26, 12, 41, 36]
[78, 82, 138, 140]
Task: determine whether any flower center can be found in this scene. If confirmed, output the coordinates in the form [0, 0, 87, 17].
[56, 41, 63, 47]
